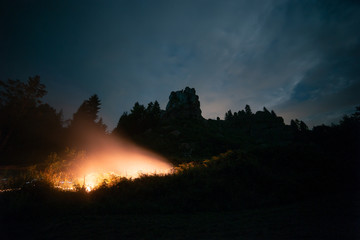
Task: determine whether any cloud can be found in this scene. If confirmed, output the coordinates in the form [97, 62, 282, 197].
[272, 0, 360, 125]
[1, 0, 359, 129]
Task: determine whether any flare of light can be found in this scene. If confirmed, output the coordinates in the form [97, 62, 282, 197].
[51, 134, 173, 192]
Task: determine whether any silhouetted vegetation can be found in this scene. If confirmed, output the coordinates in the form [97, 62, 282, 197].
[114, 101, 161, 136]
[68, 94, 107, 150]
[0, 76, 64, 165]
[0, 79, 359, 239]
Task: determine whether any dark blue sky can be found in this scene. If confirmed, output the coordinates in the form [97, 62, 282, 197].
[1, 0, 360, 129]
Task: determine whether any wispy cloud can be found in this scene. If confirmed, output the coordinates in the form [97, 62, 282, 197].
[1, 0, 359, 128]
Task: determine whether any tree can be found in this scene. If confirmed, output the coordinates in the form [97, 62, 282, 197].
[115, 100, 163, 136]
[225, 110, 233, 121]
[147, 101, 161, 117]
[72, 94, 101, 124]
[0, 76, 64, 164]
[0, 76, 48, 151]
[340, 106, 360, 125]
[131, 102, 146, 118]
[70, 94, 106, 131]
[146, 101, 161, 127]
[245, 104, 252, 116]
[290, 119, 300, 131]
[96, 117, 107, 132]
[68, 94, 107, 149]
[0, 76, 46, 108]
[290, 119, 308, 132]
[271, 110, 277, 117]
[299, 121, 308, 132]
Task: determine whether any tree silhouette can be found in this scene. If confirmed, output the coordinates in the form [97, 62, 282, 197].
[0, 76, 64, 164]
[290, 119, 308, 132]
[245, 104, 252, 116]
[0, 76, 46, 107]
[131, 102, 146, 119]
[72, 95, 100, 124]
[70, 94, 106, 131]
[68, 94, 107, 149]
[146, 101, 161, 127]
[0, 76, 47, 150]
[115, 101, 163, 135]
[271, 110, 277, 117]
[225, 110, 233, 121]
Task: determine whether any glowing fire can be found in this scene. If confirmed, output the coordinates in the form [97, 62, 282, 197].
[49, 135, 172, 192]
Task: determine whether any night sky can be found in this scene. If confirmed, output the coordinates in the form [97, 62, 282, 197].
[1, 0, 360, 130]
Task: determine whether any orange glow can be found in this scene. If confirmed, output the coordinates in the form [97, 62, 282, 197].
[80, 172, 119, 192]
[49, 134, 172, 191]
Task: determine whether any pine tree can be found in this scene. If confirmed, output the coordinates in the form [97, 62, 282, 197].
[225, 110, 233, 121]
[245, 104, 252, 116]
[72, 94, 101, 124]
[70, 94, 106, 132]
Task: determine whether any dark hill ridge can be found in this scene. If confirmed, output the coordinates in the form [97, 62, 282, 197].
[115, 87, 297, 163]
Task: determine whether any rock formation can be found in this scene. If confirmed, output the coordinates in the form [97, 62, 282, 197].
[165, 87, 203, 120]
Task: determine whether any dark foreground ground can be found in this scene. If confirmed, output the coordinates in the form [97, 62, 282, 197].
[1, 193, 359, 240]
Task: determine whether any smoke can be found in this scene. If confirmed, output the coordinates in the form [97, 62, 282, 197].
[75, 133, 172, 178]
[54, 125, 172, 191]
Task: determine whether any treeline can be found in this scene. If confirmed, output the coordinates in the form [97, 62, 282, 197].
[109, 90, 359, 176]
[115, 101, 162, 135]
[0, 76, 359, 220]
[0, 76, 107, 165]
[113, 102, 303, 162]
[1, 76, 359, 167]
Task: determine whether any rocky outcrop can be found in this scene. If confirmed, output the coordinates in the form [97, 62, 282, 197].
[165, 87, 203, 120]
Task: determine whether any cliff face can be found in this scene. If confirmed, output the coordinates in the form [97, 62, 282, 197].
[165, 87, 203, 120]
